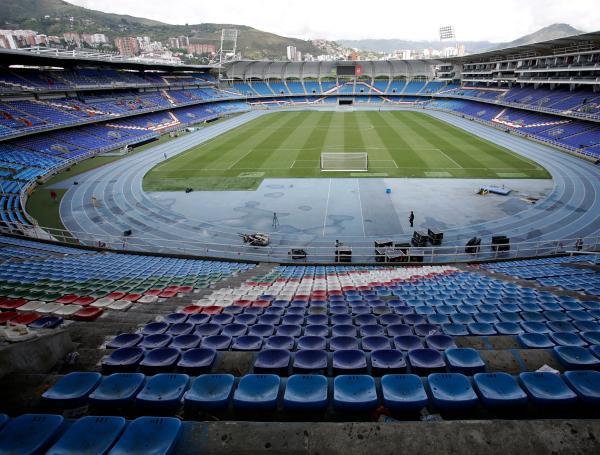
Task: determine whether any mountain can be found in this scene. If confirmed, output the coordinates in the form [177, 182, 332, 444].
[490, 23, 584, 50]
[337, 39, 493, 54]
[0, 0, 323, 59]
[339, 24, 586, 55]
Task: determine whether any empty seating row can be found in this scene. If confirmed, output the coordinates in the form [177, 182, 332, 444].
[40, 370, 600, 414]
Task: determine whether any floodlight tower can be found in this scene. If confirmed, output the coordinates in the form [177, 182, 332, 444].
[215, 28, 238, 88]
[439, 25, 458, 57]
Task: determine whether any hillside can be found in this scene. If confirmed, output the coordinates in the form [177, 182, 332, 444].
[490, 23, 584, 49]
[0, 0, 323, 59]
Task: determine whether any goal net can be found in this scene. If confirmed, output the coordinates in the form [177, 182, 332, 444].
[320, 152, 368, 172]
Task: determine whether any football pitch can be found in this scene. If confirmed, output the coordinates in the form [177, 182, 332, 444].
[143, 110, 550, 191]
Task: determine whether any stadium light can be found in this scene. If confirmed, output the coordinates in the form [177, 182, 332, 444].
[439, 26, 455, 41]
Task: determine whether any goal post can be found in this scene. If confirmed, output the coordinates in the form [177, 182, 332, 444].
[320, 152, 368, 172]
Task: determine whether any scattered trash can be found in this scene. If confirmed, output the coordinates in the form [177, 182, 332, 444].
[536, 364, 560, 374]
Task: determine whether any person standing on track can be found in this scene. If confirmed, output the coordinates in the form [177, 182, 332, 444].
[409, 210, 415, 228]
[163, 152, 167, 160]
[272, 212, 279, 228]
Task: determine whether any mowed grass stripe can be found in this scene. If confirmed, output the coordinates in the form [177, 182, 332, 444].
[143, 111, 551, 191]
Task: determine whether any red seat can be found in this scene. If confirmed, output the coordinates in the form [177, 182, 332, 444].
[176, 286, 193, 293]
[55, 294, 79, 304]
[158, 290, 177, 298]
[73, 307, 103, 321]
[106, 291, 127, 300]
[122, 294, 142, 302]
[10, 312, 41, 325]
[201, 306, 222, 315]
[164, 286, 180, 292]
[0, 298, 27, 310]
[0, 311, 18, 324]
[181, 305, 202, 314]
[252, 300, 270, 308]
[234, 300, 252, 307]
[73, 296, 96, 306]
[145, 289, 163, 296]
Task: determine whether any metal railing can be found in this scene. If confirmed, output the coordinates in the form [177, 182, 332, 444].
[1, 222, 598, 265]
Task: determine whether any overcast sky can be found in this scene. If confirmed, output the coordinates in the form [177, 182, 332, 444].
[69, 0, 599, 42]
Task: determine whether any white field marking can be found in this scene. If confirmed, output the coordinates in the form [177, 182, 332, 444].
[426, 148, 463, 169]
[322, 178, 332, 237]
[356, 179, 366, 237]
[151, 165, 539, 173]
[289, 160, 296, 169]
[226, 146, 261, 170]
[369, 159, 399, 168]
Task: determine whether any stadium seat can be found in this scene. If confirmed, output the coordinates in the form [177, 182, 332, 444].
[167, 323, 194, 337]
[387, 324, 412, 337]
[444, 348, 486, 375]
[107, 416, 182, 455]
[330, 336, 360, 351]
[107, 333, 143, 349]
[473, 372, 528, 409]
[184, 374, 235, 410]
[233, 374, 281, 410]
[232, 335, 263, 351]
[581, 331, 600, 345]
[254, 349, 291, 375]
[297, 335, 327, 350]
[283, 375, 328, 411]
[563, 370, 600, 405]
[553, 346, 600, 370]
[370, 349, 407, 375]
[425, 334, 456, 350]
[494, 322, 524, 335]
[176, 348, 217, 374]
[332, 325, 357, 337]
[428, 373, 479, 410]
[28, 316, 63, 329]
[201, 335, 232, 350]
[139, 334, 172, 350]
[519, 372, 578, 407]
[0, 414, 64, 455]
[102, 347, 145, 373]
[442, 323, 469, 336]
[136, 373, 190, 410]
[42, 371, 102, 408]
[393, 335, 424, 351]
[361, 335, 392, 351]
[139, 347, 181, 374]
[517, 333, 555, 349]
[332, 349, 368, 374]
[408, 348, 446, 375]
[46, 416, 126, 455]
[170, 334, 201, 350]
[333, 375, 378, 411]
[141, 322, 169, 336]
[381, 374, 428, 411]
[265, 335, 295, 350]
[73, 307, 103, 321]
[88, 373, 146, 407]
[293, 349, 328, 374]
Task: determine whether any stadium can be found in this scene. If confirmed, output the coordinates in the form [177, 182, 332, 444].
[0, 12, 600, 455]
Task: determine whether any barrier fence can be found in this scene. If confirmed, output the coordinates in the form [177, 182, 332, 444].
[1, 222, 598, 264]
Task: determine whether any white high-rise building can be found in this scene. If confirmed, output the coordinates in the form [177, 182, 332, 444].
[286, 45, 297, 60]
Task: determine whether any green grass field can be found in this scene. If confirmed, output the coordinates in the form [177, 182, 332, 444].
[143, 111, 550, 191]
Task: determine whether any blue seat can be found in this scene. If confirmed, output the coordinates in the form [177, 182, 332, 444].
[141, 321, 169, 336]
[428, 314, 450, 325]
[519, 372, 578, 407]
[517, 333, 555, 349]
[304, 325, 329, 337]
[108, 333, 143, 349]
[42, 372, 102, 407]
[332, 325, 357, 337]
[548, 321, 577, 333]
[330, 336, 359, 351]
[387, 324, 412, 337]
[201, 335, 232, 350]
[494, 322, 523, 335]
[551, 332, 587, 347]
[297, 336, 327, 350]
[473, 372, 528, 409]
[497, 312, 521, 323]
[468, 322, 497, 336]
[293, 349, 328, 374]
[393, 335, 423, 351]
[380, 314, 403, 325]
[234, 314, 257, 325]
[333, 349, 368, 374]
[521, 322, 550, 334]
[108, 416, 181, 455]
[140, 348, 181, 373]
[442, 323, 469, 336]
[563, 370, 600, 405]
[188, 313, 210, 324]
[381, 374, 428, 411]
[264, 335, 295, 350]
[553, 346, 600, 370]
[276, 324, 302, 337]
[452, 314, 475, 325]
[258, 314, 281, 325]
[184, 374, 235, 410]
[233, 374, 281, 410]
[414, 323, 440, 337]
[167, 323, 194, 337]
[445, 348, 486, 375]
[46, 416, 126, 455]
[425, 334, 456, 350]
[102, 347, 145, 373]
[333, 375, 378, 411]
[170, 334, 201, 350]
[307, 314, 328, 325]
[177, 348, 216, 374]
[211, 313, 234, 325]
[28, 316, 63, 329]
[370, 349, 407, 375]
[361, 336, 391, 351]
[581, 331, 600, 345]
[360, 325, 385, 337]
[195, 323, 221, 337]
[428, 373, 478, 410]
[521, 311, 546, 323]
[248, 324, 275, 337]
[0, 414, 64, 455]
[89, 373, 146, 407]
[139, 334, 172, 350]
[254, 349, 291, 375]
[408, 348, 446, 375]
[221, 323, 247, 337]
[283, 375, 328, 411]
[163, 313, 188, 324]
[136, 373, 190, 410]
[232, 335, 263, 351]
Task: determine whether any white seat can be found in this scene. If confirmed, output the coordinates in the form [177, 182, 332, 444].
[54, 305, 81, 316]
[17, 301, 46, 312]
[108, 300, 133, 311]
[137, 295, 158, 304]
[91, 297, 115, 308]
[36, 303, 64, 314]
